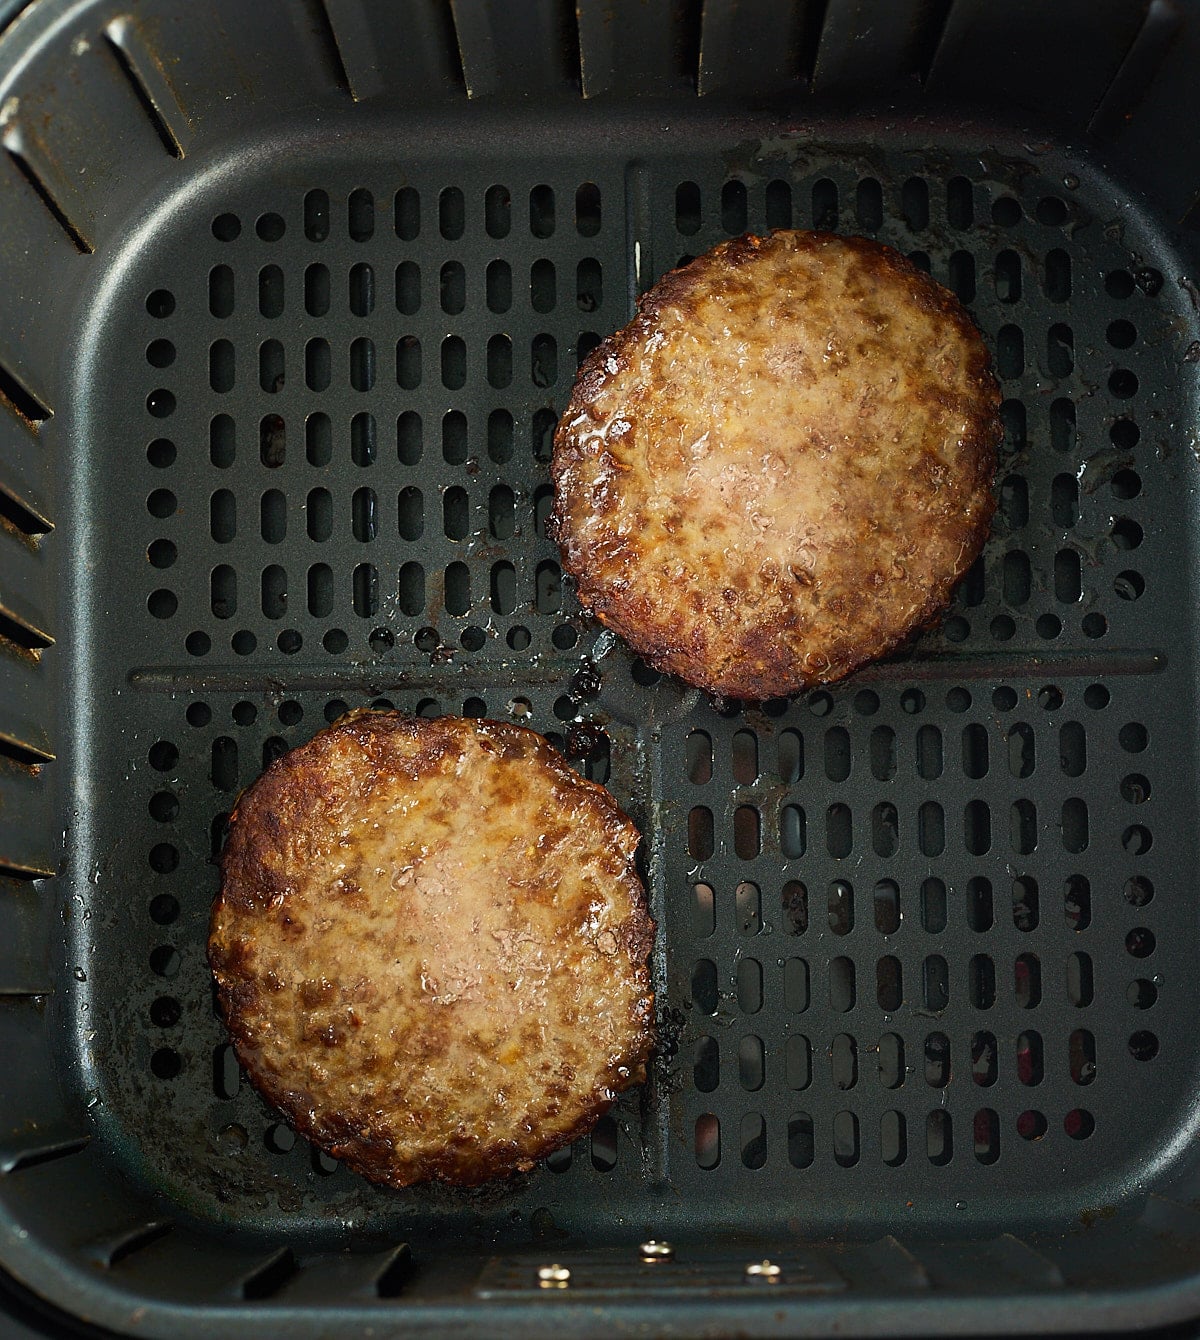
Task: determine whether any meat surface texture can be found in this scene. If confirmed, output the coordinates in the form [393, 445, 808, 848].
[549, 230, 1002, 699]
[209, 711, 656, 1188]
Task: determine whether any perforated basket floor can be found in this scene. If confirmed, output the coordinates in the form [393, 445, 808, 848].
[5, 1, 1200, 1337]
[78, 131, 1195, 1238]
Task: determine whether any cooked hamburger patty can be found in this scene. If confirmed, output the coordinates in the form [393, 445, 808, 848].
[549, 230, 1001, 699]
[209, 711, 655, 1189]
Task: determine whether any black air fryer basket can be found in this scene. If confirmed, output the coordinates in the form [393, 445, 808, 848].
[3, 0, 1200, 1335]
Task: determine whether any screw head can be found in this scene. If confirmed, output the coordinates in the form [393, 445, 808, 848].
[537, 1263, 571, 1288]
[745, 1259, 781, 1282]
[639, 1239, 674, 1263]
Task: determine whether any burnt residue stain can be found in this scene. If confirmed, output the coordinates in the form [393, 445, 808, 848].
[1177, 276, 1200, 313]
[408, 1166, 536, 1216]
[652, 1005, 686, 1084]
[565, 720, 606, 760]
[570, 658, 603, 701]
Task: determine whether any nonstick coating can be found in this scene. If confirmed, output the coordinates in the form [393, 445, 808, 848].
[3, 0, 1200, 1335]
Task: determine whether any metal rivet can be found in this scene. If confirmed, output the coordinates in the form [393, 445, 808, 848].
[537, 1264, 571, 1289]
[745, 1259, 781, 1282]
[640, 1239, 674, 1263]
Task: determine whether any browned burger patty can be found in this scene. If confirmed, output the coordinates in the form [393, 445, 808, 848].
[549, 230, 1001, 700]
[208, 711, 655, 1189]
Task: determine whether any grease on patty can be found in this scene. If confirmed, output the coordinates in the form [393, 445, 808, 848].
[549, 231, 1001, 699]
[209, 711, 655, 1189]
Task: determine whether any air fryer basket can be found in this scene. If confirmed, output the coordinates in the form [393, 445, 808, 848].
[3, 0, 1200, 1335]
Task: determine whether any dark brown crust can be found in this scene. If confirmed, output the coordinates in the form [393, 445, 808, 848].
[549, 230, 1001, 700]
[209, 710, 655, 1189]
